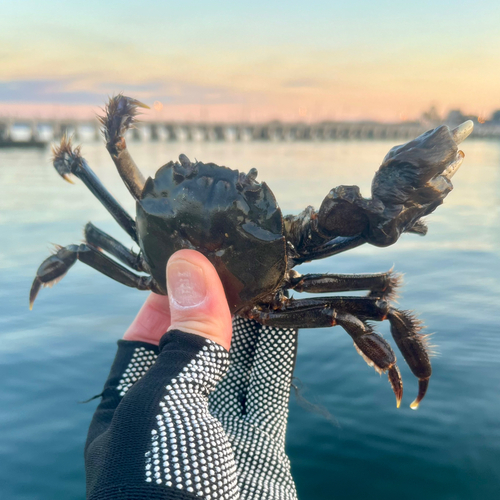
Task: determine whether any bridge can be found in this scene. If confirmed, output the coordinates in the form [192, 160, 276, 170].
[1, 118, 499, 146]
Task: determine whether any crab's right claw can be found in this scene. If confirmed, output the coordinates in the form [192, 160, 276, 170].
[29, 246, 78, 309]
[313, 121, 474, 249]
[362, 120, 474, 246]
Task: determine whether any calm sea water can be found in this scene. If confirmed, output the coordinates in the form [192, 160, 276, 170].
[0, 138, 499, 500]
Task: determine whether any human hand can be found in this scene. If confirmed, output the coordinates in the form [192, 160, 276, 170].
[123, 248, 231, 350]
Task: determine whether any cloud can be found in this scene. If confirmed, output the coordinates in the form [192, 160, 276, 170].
[0, 79, 103, 104]
[0, 78, 248, 106]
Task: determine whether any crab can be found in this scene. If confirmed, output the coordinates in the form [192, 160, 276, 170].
[29, 95, 473, 409]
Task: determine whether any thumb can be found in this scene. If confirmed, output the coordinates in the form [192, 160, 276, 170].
[166, 249, 232, 351]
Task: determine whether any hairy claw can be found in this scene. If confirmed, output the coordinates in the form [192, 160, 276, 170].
[308, 121, 473, 249]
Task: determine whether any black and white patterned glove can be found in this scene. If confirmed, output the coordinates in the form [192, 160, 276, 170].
[86, 318, 299, 500]
[85, 330, 240, 500]
[209, 317, 299, 500]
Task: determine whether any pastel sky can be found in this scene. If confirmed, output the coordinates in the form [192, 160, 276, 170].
[1, 0, 499, 122]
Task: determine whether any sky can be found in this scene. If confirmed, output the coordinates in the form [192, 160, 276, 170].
[1, 0, 499, 122]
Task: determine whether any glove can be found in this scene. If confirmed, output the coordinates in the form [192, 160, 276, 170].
[209, 317, 299, 500]
[85, 331, 239, 500]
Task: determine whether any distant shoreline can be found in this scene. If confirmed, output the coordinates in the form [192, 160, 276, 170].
[2, 119, 500, 144]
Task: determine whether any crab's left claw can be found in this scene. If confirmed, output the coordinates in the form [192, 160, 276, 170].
[295, 121, 474, 255]
[364, 120, 474, 245]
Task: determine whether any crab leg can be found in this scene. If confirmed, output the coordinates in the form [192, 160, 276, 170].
[30, 244, 163, 309]
[290, 235, 367, 266]
[249, 296, 431, 408]
[387, 309, 432, 409]
[84, 222, 148, 272]
[336, 312, 403, 408]
[52, 137, 138, 243]
[99, 95, 149, 201]
[286, 269, 400, 300]
[249, 304, 403, 407]
[266, 296, 390, 320]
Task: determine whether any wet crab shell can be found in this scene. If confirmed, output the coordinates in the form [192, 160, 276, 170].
[136, 160, 287, 313]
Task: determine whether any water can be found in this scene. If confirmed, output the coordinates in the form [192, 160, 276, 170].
[0, 139, 499, 499]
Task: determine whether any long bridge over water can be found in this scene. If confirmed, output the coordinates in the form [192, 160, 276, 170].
[1, 118, 499, 146]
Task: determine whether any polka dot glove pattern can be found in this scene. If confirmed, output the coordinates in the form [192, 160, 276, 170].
[85, 331, 238, 500]
[209, 317, 299, 500]
[116, 346, 158, 397]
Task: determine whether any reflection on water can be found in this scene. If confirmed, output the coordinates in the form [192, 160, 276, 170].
[0, 139, 499, 499]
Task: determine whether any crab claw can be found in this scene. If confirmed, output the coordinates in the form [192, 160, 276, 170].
[312, 121, 474, 250]
[29, 245, 78, 309]
[451, 120, 474, 145]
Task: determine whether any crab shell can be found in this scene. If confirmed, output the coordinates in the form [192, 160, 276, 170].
[136, 160, 287, 313]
